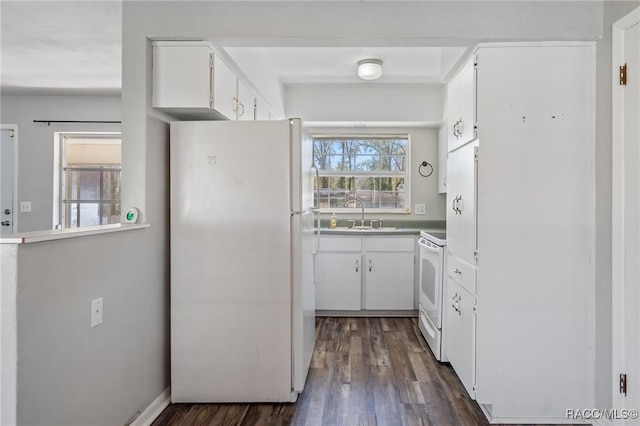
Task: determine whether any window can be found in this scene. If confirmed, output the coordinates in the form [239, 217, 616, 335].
[56, 133, 121, 228]
[313, 134, 410, 213]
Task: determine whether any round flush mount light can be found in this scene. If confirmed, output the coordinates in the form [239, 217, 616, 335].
[358, 59, 383, 81]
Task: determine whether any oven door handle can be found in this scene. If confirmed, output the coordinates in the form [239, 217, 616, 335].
[419, 240, 442, 253]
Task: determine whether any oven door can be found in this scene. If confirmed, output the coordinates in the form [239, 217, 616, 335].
[418, 237, 444, 329]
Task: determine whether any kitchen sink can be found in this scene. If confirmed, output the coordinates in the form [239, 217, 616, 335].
[327, 226, 398, 231]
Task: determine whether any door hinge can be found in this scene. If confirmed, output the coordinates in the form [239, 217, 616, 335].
[620, 64, 627, 86]
[620, 373, 627, 395]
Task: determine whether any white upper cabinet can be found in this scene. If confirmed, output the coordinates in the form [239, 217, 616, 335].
[236, 79, 256, 120]
[447, 139, 478, 265]
[152, 41, 274, 121]
[211, 54, 238, 120]
[152, 41, 214, 110]
[447, 56, 476, 152]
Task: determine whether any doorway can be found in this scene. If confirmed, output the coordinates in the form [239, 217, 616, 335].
[0, 125, 18, 235]
[612, 7, 640, 423]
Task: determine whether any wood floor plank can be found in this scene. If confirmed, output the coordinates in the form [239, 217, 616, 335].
[152, 317, 578, 426]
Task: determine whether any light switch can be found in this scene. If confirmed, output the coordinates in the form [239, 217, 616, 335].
[20, 201, 31, 213]
[415, 204, 426, 215]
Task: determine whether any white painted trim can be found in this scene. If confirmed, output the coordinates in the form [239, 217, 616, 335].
[1, 125, 19, 234]
[479, 405, 591, 425]
[130, 387, 170, 426]
[611, 7, 640, 420]
[0, 245, 18, 426]
[586, 42, 598, 414]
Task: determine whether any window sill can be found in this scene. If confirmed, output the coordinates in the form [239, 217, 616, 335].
[0, 223, 150, 244]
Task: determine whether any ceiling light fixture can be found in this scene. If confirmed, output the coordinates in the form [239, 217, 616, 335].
[358, 59, 383, 81]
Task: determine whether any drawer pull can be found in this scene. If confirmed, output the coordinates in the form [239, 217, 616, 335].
[355, 259, 359, 272]
[369, 259, 372, 272]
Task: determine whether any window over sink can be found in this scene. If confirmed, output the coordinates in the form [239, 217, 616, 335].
[312, 134, 410, 213]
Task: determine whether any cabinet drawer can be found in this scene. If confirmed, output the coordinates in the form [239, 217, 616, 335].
[447, 255, 476, 294]
[319, 237, 362, 252]
[365, 237, 414, 252]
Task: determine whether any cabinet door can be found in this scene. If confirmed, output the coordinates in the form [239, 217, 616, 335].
[255, 97, 270, 120]
[152, 43, 212, 109]
[447, 56, 476, 152]
[445, 277, 476, 399]
[365, 252, 415, 310]
[457, 58, 476, 144]
[212, 55, 238, 120]
[447, 140, 478, 265]
[438, 123, 448, 193]
[237, 79, 256, 120]
[315, 253, 362, 310]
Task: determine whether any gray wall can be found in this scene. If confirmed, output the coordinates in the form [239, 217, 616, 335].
[14, 228, 168, 426]
[0, 95, 121, 232]
[286, 84, 444, 124]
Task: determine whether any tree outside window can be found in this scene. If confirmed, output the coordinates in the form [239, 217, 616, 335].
[313, 135, 410, 213]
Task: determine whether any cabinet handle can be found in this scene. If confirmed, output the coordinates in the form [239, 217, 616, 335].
[454, 268, 462, 275]
[355, 259, 359, 273]
[239, 101, 245, 117]
[369, 259, 372, 272]
[233, 96, 239, 114]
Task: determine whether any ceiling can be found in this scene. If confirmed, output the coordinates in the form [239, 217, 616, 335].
[0, 1, 465, 94]
[228, 47, 463, 85]
[0, 1, 123, 94]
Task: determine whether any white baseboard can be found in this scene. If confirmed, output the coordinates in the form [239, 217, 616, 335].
[130, 387, 171, 426]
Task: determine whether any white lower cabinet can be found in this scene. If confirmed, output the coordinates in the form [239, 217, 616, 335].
[365, 252, 414, 310]
[315, 252, 361, 310]
[444, 257, 477, 399]
[316, 235, 415, 311]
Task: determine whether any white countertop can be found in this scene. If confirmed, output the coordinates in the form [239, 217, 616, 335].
[0, 223, 150, 244]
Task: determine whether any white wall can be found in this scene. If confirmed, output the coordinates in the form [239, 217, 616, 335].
[0, 95, 121, 232]
[308, 126, 445, 222]
[286, 84, 443, 124]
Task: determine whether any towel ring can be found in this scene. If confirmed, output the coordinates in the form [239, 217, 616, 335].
[418, 161, 434, 178]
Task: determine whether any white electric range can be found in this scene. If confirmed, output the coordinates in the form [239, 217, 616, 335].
[418, 230, 447, 361]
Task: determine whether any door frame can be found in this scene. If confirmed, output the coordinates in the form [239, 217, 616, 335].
[612, 6, 640, 415]
[1, 124, 19, 234]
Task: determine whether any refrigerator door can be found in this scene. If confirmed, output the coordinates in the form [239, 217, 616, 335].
[289, 119, 316, 394]
[170, 120, 294, 402]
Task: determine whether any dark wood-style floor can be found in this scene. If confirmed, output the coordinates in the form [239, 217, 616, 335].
[152, 317, 574, 426]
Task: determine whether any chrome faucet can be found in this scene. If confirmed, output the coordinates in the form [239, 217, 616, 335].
[344, 198, 366, 227]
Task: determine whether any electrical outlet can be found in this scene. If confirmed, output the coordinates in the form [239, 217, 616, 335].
[91, 298, 103, 328]
[415, 203, 426, 215]
[19, 201, 31, 213]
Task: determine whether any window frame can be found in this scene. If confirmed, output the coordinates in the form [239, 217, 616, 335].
[312, 133, 411, 214]
[53, 132, 122, 229]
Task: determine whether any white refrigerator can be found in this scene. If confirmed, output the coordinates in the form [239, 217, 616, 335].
[170, 119, 317, 403]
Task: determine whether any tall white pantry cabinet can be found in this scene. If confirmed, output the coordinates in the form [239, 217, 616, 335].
[445, 44, 594, 423]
